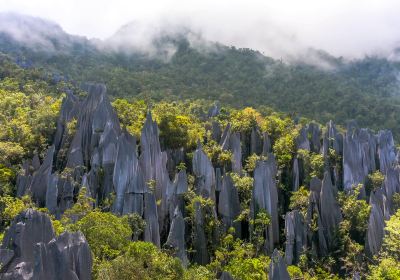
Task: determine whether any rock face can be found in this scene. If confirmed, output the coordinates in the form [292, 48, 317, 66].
[0, 209, 92, 280]
[230, 132, 242, 174]
[164, 208, 188, 266]
[218, 174, 241, 236]
[320, 172, 342, 248]
[268, 249, 291, 280]
[285, 210, 307, 265]
[251, 154, 279, 253]
[377, 130, 396, 173]
[307, 123, 321, 153]
[193, 144, 216, 200]
[29, 145, 55, 207]
[193, 201, 209, 265]
[365, 193, 385, 256]
[292, 157, 300, 191]
[113, 132, 145, 215]
[343, 124, 377, 193]
[296, 128, 310, 151]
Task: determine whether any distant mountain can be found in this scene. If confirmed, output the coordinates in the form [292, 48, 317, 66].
[1, 13, 400, 138]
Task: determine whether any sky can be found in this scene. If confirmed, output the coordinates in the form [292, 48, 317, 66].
[0, 0, 399, 59]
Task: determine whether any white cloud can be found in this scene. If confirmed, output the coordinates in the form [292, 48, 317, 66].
[0, 0, 399, 59]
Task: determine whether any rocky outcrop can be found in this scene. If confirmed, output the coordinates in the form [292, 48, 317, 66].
[320, 172, 342, 248]
[343, 123, 376, 193]
[383, 167, 400, 212]
[220, 271, 234, 280]
[165, 208, 188, 266]
[292, 157, 300, 191]
[29, 145, 55, 207]
[193, 144, 216, 200]
[365, 193, 385, 256]
[251, 127, 263, 155]
[307, 123, 321, 153]
[323, 121, 343, 157]
[193, 201, 209, 265]
[251, 154, 279, 253]
[0, 209, 92, 280]
[377, 130, 397, 173]
[285, 210, 307, 265]
[262, 132, 272, 155]
[218, 174, 241, 236]
[33, 232, 92, 280]
[230, 132, 242, 174]
[268, 249, 291, 280]
[139, 112, 172, 234]
[296, 128, 310, 151]
[113, 133, 145, 215]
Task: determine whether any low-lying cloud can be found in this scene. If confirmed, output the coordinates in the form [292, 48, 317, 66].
[0, 0, 400, 60]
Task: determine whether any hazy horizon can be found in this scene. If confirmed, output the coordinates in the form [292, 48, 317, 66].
[0, 0, 400, 60]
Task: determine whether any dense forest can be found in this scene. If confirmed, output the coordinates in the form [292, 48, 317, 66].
[1, 14, 400, 139]
[1, 13, 400, 280]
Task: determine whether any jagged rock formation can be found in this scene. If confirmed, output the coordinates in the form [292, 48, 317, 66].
[0, 209, 92, 280]
[343, 123, 376, 193]
[365, 193, 385, 256]
[218, 174, 241, 236]
[268, 249, 291, 280]
[292, 157, 300, 191]
[219, 271, 235, 280]
[296, 127, 310, 151]
[307, 123, 321, 153]
[284, 210, 307, 265]
[193, 144, 216, 200]
[251, 154, 279, 253]
[10, 84, 400, 276]
[193, 201, 209, 265]
[230, 132, 242, 174]
[377, 130, 396, 174]
[320, 172, 342, 248]
[164, 207, 188, 266]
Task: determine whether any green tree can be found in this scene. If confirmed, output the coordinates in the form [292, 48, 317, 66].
[97, 241, 184, 280]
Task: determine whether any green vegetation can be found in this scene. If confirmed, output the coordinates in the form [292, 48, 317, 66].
[2, 35, 400, 279]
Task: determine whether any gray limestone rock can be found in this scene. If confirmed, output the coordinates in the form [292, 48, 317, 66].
[292, 157, 300, 192]
[220, 123, 232, 150]
[251, 154, 279, 252]
[193, 201, 209, 265]
[193, 144, 216, 200]
[365, 195, 385, 256]
[383, 167, 400, 212]
[284, 210, 307, 265]
[268, 249, 291, 280]
[144, 193, 161, 247]
[29, 146, 55, 207]
[250, 126, 263, 155]
[230, 132, 242, 174]
[218, 174, 241, 236]
[343, 124, 376, 192]
[74, 84, 121, 167]
[113, 133, 143, 214]
[320, 172, 342, 248]
[139, 112, 172, 233]
[377, 130, 397, 173]
[262, 132, 272, 155]
[307, 123, 321, 153]
[296, 128, 310, 151]
[322, 120, 343, 157]
[219, 271, 235, 280]
[165, 207, 188, 267]
[0, 210, 52, 277]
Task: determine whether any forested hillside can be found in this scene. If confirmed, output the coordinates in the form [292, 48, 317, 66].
[1, 13, 400, 139]
[1, 13, 400, 280]
[1, 52, 400, 279]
